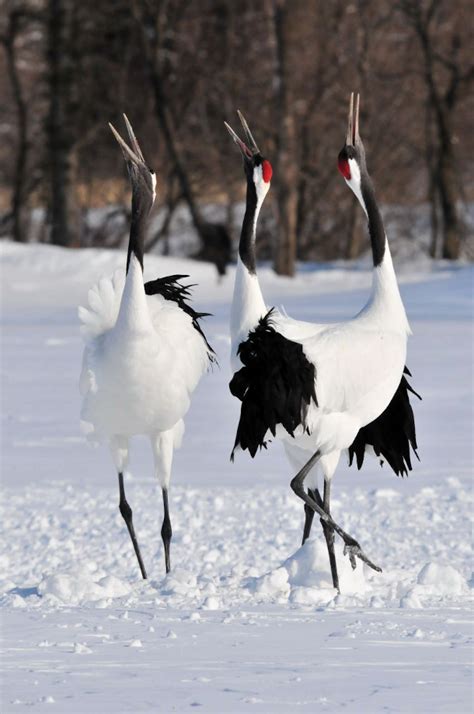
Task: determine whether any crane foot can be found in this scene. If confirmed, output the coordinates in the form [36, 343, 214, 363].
[343, 538, 382, 573]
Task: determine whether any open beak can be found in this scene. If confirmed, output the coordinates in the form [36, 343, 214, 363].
[346, 92, 360, 147]
[224, 110, 260, 159]
[109, 114, 147, 169]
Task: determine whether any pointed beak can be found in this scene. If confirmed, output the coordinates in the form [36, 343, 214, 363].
[122, 114, 146, 163]
[224, 110, 260, 160]
[237, 110, 260, 154]
[346, 92, 360, 147]
[109, 115, 148, 169]
[109, 116, 155, 202]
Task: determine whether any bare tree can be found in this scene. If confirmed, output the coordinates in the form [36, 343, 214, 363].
[0, 1, 42, 242]
[131, 0, 232, 276]
[272, 0, 301, 276]
[0, 0, 471, 264]
[398, 0, 473, 258]
[45, 0, 81, 246]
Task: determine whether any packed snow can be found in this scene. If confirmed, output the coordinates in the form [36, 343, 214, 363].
[1, 241, 473, 713]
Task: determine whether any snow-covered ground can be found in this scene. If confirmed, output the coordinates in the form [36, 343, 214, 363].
[1, 241, 473, 713]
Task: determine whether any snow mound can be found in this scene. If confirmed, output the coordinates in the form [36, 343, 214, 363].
[38, 566, 131, 605]
[417, 563, 469, 595]
[399, 562, 469, 608]
[247, 539, 372, 606]
[160, 568, 198, 597]
[416, 562, 469, 595]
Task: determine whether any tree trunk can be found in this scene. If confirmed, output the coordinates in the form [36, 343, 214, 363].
[428, 178, 440, 259]
[273, 0, 298, 277]
[46, 0, 79, 246]
[400, 0, 464, 260]
[133, 2, 231, 275]
[3, 12, 29, 242]
[438, 142, 461, 259]
[274, 114, 298, 275]
[429, 93, 461, 259]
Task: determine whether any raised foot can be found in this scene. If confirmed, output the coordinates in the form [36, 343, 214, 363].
[343, 537, 382, 573]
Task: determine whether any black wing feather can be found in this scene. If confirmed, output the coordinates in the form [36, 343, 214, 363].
[229, 310, 317, 459]
[144, 274, 216, 363]
[348, 366, 421, 477]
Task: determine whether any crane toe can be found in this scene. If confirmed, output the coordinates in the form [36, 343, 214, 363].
[343, 540, 382, 573]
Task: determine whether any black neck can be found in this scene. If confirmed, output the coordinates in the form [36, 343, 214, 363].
[126, 195, 148, 273]
[361, 177, 386, 267]
[239, 179, 258, 274]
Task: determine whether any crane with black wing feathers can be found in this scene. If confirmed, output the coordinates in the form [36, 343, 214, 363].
[226, 96, 420, 591]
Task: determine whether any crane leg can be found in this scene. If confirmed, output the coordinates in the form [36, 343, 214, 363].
[118, 472, 147, 580]
[152, 429, 175, 575]
[161, 488, 172, 574]
[321, 480, 339, 591]
[301, 485, 339, 591]
[290, 450, 382, 574]
[302, 489, 317, 545]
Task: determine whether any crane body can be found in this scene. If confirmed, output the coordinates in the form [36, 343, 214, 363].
[79, 117, 213, 578]
[226, 99, 420, 589]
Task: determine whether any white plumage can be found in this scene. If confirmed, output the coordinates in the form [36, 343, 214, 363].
[80, 260, 208, 447]
[79, 116, 212, 578]
[281, 252, 409, 449]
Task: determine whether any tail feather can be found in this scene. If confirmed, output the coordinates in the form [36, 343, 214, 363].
[79, 269, 125, 340]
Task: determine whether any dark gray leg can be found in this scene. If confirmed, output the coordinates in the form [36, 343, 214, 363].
[302, 485, 340, 590]
[118, 472, 147, 580]
[290, 451, 382, 573]
[161, 488, 172, 574]
[302, 488, 320, 545]
[321, 480, 340, 591]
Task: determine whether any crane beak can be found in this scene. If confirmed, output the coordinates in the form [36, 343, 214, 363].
[224, 121, 253, 159]
[346, 92, 360, 146]
[224, 110, 260, 160]
[109, 116, 149, 170]
[109, 116, 156, 200]
[122, 114, 146, 163]
[237, 110, 260, 154]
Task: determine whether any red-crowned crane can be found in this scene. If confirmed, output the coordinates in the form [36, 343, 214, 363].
[226, 96, 420, 591]
[79, 116, 214, 579]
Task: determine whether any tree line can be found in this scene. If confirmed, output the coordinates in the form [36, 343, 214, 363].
[0, 0, 472, 274]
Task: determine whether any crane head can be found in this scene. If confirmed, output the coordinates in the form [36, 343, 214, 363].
[225, 111, 272, 200]
[337, 93, 367, 195]
[109, 115, 156, 213]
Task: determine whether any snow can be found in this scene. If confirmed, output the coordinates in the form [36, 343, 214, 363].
[1, 241, 473, 713]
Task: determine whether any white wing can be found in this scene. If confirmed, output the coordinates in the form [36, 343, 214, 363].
[146, 293, 211, 395]
[78, 269, 125, 342]
[302, 320, 407, 428]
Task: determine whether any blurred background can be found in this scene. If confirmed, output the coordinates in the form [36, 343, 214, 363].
[0, 0, 472, 276]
